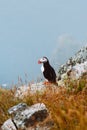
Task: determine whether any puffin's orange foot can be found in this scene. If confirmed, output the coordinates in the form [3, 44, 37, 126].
[43, 81, 58, 86]
[43, 81, 52, 85]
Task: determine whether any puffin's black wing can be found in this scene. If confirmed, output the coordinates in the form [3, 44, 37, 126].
[49, 66, 56, 82]
[43, 65, 56, 82]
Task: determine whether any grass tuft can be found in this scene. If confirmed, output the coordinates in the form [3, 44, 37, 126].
[0, 74, 87, 130]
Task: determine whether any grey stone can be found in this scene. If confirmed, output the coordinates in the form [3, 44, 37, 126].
[8, 103, 27, 115]
[2, 103, 48, 130]
[15, 82, 46, 99]
[13, 103, 48, 129]
[1, 119, 17, 130]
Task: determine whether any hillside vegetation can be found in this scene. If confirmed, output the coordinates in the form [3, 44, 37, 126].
[0, 73, 87, 130]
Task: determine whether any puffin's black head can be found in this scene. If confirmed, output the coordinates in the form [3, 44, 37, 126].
[38, 57, 49, 64]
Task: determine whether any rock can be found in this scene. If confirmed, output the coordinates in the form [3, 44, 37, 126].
[1, 119, 17, 130]
[15, 82, 46, 99]
[4, 103, 48, 130]
[61, 73, 68, 80]
[71, 61, 87, 79]
[29, 82, 46, 93]
[15, 85, 30, 99]
[8, 103, 27, 115]
[58, 80, 65, 86]
[13, 103, 48, 129]
[57, 46, 87, 82]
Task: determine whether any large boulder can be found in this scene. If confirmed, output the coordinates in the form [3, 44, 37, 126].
[1, 103, 48, 130]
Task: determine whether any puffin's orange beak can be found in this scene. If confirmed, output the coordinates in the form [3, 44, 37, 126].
[38, 60, 42, 64]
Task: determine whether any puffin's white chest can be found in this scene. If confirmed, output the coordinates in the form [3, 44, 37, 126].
[41, 64, 44, 72]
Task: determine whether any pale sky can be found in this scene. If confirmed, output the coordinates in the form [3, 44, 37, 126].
[0, 0, 87, 85]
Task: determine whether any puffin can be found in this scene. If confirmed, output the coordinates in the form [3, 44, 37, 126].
[38, 57, 58, 85]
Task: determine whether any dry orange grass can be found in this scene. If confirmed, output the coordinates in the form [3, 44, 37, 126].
[0, 88, 21, 126]
[0, 74, 87, 130]
[41, 86, 87, 130]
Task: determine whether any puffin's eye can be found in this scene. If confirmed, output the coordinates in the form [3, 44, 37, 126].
[43, 58, 46, 61]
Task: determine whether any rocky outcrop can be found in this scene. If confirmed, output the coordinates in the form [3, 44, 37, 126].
[1, 103, 49, 130]
[15, 82, 46, 99]
[57, 46, 87, 82]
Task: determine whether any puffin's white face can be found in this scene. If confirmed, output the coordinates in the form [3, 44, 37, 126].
[38, 57, 48, 64]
